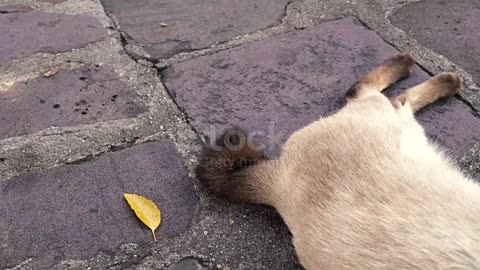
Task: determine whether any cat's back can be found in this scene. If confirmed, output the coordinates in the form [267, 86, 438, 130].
[276, 107, 480, 269]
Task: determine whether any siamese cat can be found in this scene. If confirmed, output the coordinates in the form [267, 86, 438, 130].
[196, 54, 480, 269]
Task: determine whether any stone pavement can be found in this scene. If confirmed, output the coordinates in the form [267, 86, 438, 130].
[0, 0, 479, 269]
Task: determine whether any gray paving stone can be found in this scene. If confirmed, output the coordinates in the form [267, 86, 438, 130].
[0, 65, 147, 139]
[0, 140, 199, 269]
[162, 17, 480, 157]
[0, 12, 107, 64]
[390, 0, 480, 86]
[100, 0, 290, 59]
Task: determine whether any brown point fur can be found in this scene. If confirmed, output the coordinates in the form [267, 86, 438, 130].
[383, 53, 415, 79]
[345, 81, 362, 100]
[196, 127, 270, 203]
[391, 72, 462, 112]
[431, 72, 462, 94]
[346, 54, 415, 100]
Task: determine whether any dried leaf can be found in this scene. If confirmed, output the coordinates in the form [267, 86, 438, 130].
[123, 193, 161, 241]
[43, 67, 60, 78]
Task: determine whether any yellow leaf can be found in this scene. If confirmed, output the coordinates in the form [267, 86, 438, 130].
[123, 193, 161, 241]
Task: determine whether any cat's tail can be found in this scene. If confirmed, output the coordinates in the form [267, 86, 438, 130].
[195, 127, 278, 205]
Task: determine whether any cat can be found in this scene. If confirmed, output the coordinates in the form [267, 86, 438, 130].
[196, 54, 480, 269]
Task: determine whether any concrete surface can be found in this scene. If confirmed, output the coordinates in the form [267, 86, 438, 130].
[0, 0, 479, 269]
[171, 258, 205, 270]
[36, 0, 67, 4]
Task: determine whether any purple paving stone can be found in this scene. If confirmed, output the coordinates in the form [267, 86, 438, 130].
[0, 12, 107, 64]
[0, 4, 34, 13]
[0, 66, 147, 139]
[390, 0, 480, 85]
[0, 140, 199, 269]
[100, 0, 290, 59]
[162, 17, 480, 157]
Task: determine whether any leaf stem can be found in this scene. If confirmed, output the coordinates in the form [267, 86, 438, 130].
[152, 229, 157, 241]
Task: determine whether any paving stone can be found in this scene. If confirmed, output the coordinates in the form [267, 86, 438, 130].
[100, 0, 290, 59]
[390, 0, 480, 85]
[162, 17, 480, 157]
[0, 4, 33, 13]
[0, 140, 199, 269]
[0, 12, 107, 64]
[0, 65, 147, 139]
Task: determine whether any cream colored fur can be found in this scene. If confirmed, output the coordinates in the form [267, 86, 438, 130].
[269, 94, 480, 269]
